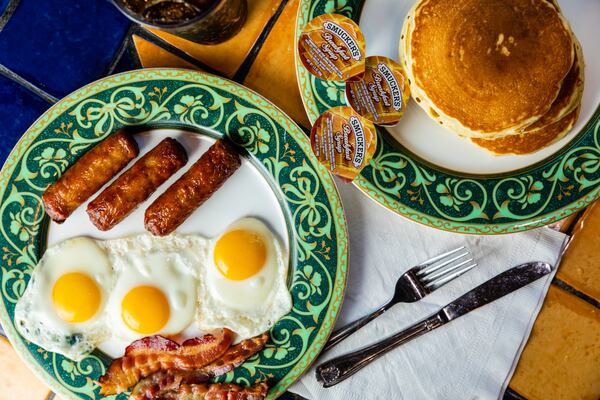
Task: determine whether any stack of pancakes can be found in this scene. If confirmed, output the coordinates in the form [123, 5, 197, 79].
[399, 0, 584, 155]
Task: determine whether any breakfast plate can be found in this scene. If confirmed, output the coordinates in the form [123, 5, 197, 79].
[295, 0, 600, 234]
[0, 69, 348, 399]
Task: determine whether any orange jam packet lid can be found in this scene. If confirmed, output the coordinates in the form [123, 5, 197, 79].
[298, 14, 366, 81]
[310, 106, 377, 181]
[345, 56, 411, 126]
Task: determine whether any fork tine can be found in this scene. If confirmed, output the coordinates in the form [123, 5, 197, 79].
[425, 262, 477, 289]
[421, 257, 474, 282]
[417, 246, 466, 268]
[416, 251, 470, 276]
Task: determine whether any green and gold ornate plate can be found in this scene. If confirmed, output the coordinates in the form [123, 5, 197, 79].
[295, 0, 600, 234]
[0, 69, 348, 399]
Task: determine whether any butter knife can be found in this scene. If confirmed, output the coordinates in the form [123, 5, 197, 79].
[316, 261, 552, 387]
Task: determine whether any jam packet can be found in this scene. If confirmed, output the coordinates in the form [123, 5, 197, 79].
[298, 13, 366, 81]
[345, 56, 410, 126]
[310, 106, 377, 181]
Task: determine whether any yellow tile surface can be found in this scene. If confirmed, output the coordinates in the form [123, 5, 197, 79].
[243, 0, 310, 128]
[146, 0, 283, 78]
[556, 201, 600, 300]
[547, 211, 580, 233]
[510, 286, 600, 400]
[0, 336, 51, 400]
[133, 35, 200, 70]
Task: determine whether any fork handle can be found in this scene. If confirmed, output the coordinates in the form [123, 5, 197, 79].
[322, 304, 389, 353]
[316, 314, 443, 387]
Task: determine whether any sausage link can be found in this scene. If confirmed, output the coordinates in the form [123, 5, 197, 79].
[145, 139, 241, 236]
[42, 130, 139, 223]
[87, 138, 188, 231]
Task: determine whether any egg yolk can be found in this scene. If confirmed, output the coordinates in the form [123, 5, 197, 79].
[121, 285, 169, 334]
[214, 229, 267, 281]
[52, 272, 101, 323]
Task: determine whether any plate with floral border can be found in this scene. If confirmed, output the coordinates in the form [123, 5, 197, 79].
[0, 69, 348, 399]
[295, 0, 600, 234]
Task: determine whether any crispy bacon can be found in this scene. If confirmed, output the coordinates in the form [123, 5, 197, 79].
[98, 329, 234, 395]
[130, 369, 193, 400]
[201, 332, 269, 377]
[161, 382, 269, 400]
[130, 333, 269, 400]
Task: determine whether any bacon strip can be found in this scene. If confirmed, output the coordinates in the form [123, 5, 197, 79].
[98, 329, 234, 395]
[201, 332, 269, 377]
[161, 382, 268, 400]
[130, 333, 269, 400]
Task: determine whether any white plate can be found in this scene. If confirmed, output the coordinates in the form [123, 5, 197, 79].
[48, 129, 289, 245]
[46, 129, 290, 358]
[359, 0, 600, 174]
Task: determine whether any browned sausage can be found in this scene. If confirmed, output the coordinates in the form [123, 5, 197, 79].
[42, 130, 139, 223]
[87, 138, 188, 231]
[144, 139, 241, 236]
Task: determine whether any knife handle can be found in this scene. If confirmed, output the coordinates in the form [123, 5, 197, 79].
[316, 314, 443, 387]
[322, 305, 388, 353]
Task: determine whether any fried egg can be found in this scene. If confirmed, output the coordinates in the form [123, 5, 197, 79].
[15, 218, 291, 361]
[14, 237, 114, 361]
[199, 218, 292, 338]
[104, 234, 205, 341]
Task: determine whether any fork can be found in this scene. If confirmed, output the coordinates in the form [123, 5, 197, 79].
[322, 246, 477, 353]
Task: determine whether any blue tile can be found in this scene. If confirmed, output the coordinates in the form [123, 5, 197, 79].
[111, 44, 141, 74]
[0, 74, 51, 163]
[0, 0, 131, 99]
[0, 0, 11, 14]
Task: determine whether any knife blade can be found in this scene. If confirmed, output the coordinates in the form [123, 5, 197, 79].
[316, 261, 553, 387]
[440, 261, 552, 322]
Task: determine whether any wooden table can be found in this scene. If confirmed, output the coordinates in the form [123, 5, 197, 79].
[0, 0, 598, 399]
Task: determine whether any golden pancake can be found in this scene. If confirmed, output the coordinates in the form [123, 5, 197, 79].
[401, 0, 565, 140]
[472, 106, 580, 155]
[455, 31, 583, 154]
[408, 0, 574, 136]
[400, 2, 578, 140]
[523, 39, 584, 131]
[398, 0, 417, 72]
[546, 0, 562, 12]
[403, 36, 583, 140]
[399, 3, 466, 133]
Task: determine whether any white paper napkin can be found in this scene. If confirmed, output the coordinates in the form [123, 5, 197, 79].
[290, 179, 568, 400]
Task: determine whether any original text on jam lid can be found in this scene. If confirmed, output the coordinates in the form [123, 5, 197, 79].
[345, 56, 411, 126]
[298, 13, 366, 81]
[310, 106, 377, 181]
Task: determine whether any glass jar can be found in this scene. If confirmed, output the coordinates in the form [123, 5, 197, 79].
[113, 0, 248, 45]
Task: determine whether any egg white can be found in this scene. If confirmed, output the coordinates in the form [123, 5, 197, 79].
[199, 218, 292, 339]
[14, 237, 113, 361]
[16, 218, 292, 361]
[103, 234, 207, 341]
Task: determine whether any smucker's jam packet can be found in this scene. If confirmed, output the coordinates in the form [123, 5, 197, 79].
[298, 14, 366, 81]
[310, 106, 377, 181]
[345, 56, 411, 126]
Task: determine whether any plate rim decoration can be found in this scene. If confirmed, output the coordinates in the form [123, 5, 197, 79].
[0, 68, 349, 399]
[294, 0, 600, 234]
